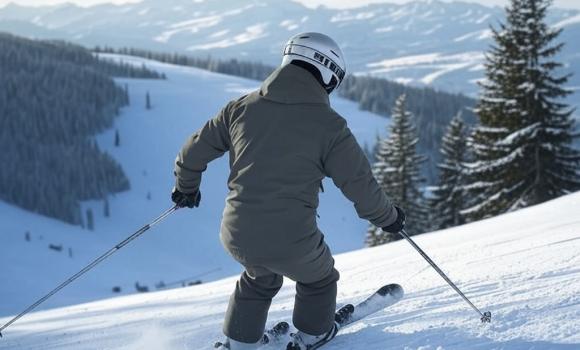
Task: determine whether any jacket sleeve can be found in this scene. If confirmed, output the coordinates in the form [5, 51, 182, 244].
[322, 119, 397, 228]
[174, 103, 231, 194]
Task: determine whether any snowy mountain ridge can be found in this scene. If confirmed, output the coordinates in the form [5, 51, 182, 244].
[0, 0, 578, 99]
[1, 184, 579, 349]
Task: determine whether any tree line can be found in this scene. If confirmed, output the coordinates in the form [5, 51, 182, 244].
[367, 0, 580, 245]
[94, 46, 272, 81]
[0, 32, 164, 225]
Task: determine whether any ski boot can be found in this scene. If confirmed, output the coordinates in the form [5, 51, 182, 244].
[285, 322, 339, 350]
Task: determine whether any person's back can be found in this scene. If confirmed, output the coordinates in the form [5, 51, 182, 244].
[220, 63, 358, 259]
[171, 32, 404, 350]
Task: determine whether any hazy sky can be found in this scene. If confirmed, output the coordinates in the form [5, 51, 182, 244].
[0, 0, 579, 10]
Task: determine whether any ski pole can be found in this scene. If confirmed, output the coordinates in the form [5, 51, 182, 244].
[0, 205, 179, 338]
[399, 229, 492, 323]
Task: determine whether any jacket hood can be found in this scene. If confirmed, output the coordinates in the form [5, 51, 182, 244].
[259, 63, 330, 106]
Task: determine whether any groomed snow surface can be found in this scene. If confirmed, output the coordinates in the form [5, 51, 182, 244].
[2, 191, 580, 349]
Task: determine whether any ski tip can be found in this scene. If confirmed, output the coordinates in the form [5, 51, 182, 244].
[377, 284, 404, 299]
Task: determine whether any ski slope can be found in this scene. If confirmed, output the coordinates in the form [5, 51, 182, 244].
[0, 55, 389, 316]
[1, 191, 579, 349]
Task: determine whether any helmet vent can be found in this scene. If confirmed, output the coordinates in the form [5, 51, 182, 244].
[330, 50, 340, 58]
[299, 35, 310, 39]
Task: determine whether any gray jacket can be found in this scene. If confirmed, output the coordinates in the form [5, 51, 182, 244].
[175, 63, 396, 261]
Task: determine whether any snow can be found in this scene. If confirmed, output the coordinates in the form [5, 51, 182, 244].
[187, 23, 269, 51]
[2, 188, 580, 349]
[421, 24, 443, 36]
[330, 11, 376, 22]
[366, 51, 485, 86]
[453, 29, 490, 43]
[518, 82, 536, 93]
[394, 77, 414, 85]
[553, 13, 580, 28]
[0, 55, 389, 318]
[497, 123, 540, 146]
[279, 20, 299, 31]
[154, 16, 222, 43]
[209, 29, 229, 39]
[476, 14, 492, 24]
[375, 26, 394, 33]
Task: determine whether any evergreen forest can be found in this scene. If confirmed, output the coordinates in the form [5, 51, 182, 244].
[0, 33, 164, 225]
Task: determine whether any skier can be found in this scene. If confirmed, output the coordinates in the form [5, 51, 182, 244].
[171, 32, 406, 349]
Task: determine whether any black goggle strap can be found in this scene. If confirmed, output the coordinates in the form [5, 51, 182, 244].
[284, 44, 346, 82]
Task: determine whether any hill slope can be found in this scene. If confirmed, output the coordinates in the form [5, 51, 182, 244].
[0, 55, 389, 317]
[1, 190, 579, 349]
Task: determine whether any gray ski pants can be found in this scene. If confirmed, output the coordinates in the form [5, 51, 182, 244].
[223, 235, 340, 343]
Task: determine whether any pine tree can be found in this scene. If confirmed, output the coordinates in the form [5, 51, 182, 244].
[366, 94, 428, 246]
[463, 0, 580, 221]
[146, 91, 151, 110]
[431, 113, 469, 230]
[124, 83, 130, 105]
[86, 208, 94, 231]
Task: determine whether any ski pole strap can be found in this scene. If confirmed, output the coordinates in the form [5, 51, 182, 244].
[399, 229, 492, 323]
[0, 205, 179, 338]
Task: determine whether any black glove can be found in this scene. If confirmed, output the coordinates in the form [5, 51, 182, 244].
[382, 206, 406, 233]
[171, 187, 201, 208]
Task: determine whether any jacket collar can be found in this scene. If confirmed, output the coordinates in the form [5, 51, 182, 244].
[259, 63, 330, 105]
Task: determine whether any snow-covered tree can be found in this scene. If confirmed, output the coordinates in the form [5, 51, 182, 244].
[463, 0, 580, 221]
[366, 94, 428, 246]
[431, 113, 469, 230]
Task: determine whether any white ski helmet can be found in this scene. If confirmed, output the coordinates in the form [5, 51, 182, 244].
[281, 32, 346, 90]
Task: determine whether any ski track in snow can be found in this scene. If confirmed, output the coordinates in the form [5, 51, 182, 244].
[1, 56, 579, 350]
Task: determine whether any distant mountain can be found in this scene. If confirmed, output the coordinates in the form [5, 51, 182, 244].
[0, 0, 578, 101]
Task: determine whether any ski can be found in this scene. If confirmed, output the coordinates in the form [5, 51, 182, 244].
[289, 283, 404, 350]
[336, 283, 404, 328]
